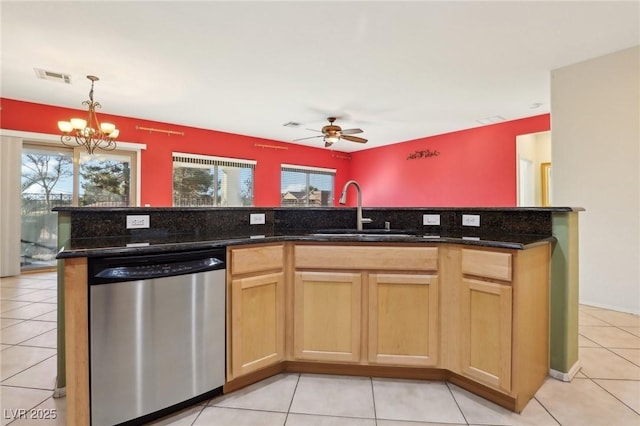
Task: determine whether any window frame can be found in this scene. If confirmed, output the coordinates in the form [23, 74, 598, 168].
[172, 152, 256, 207]
[280, 163, 336, 207]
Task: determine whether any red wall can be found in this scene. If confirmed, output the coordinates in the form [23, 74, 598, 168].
[348, 114, 550, 207]
[1, 98, 353, 206]
[1, 98, 549, 207]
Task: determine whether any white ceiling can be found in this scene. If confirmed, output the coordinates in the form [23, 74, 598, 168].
[1, 1, 638, 153]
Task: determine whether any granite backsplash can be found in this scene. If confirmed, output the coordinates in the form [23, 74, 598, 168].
[53, 206, 574, 241]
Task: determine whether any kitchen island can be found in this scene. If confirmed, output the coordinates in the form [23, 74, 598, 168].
[55, 206, 581, 424]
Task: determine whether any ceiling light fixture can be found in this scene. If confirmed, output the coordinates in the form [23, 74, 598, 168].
[58, 75, 119, 155]
[324, 134, 340, 146]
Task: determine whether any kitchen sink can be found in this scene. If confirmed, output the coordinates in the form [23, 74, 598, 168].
[313, 228, 415, 235]
[311, 233, 416, 238]
[309, 229, 418, 239]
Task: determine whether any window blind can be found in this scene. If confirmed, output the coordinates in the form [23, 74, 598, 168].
[281, 164, 335, 207]
[173, 153, 255, 207]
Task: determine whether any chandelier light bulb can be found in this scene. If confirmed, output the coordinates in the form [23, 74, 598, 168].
[70, 118, 87, 130]
[100, 122, 115, 134]
[58, 121, 73, 133]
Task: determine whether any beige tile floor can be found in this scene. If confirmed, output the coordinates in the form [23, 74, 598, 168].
[1, 272, 639, 426]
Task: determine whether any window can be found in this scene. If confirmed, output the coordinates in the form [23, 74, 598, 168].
[281, 164, 335, 207]
[173, 153, 255, 206]
[79, 152, 133, 206]
[20, 144, 137, 270]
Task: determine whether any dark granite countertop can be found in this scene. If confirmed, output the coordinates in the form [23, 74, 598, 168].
[57, 230, 555, 259]
[54, 206, 581, 258]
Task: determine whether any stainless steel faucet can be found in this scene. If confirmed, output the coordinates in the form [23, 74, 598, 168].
[339, 180, 372, 230]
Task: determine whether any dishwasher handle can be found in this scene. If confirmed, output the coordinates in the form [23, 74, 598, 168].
[93, 256, 224, 282]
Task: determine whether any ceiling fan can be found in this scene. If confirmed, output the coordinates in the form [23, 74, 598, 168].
[294, 117, 368, 147]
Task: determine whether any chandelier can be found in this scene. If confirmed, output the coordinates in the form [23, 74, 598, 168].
[58, 75, 119, 154]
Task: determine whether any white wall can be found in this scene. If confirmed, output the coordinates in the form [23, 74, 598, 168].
[551, 46, 640, 314]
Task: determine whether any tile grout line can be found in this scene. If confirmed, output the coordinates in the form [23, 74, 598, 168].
[187, 403, 207, 426]
[283, 373, 301, 424]
[444, 381, 470, 425]
[532, 395, 563, 426]
[0, 323, 57, 346]
[0, 353, 57, 384]
[370, 376, 377, 425]
[2, 387, 53, 426]
[588, 376, 640, 416]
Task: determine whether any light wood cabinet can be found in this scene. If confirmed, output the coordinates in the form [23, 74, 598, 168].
[227, 244, 285, 380]
[293, 243, 439, 365]
[451, 244, 550, 411]
[460, 277, 512, 392]
[293, 271, 362, 362]
[225, 240, 549, 413]
[459, 247, 514, 392]
[368, 273, 439, 366]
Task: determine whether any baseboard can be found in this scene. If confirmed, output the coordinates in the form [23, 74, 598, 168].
[549, 360, 581, 382]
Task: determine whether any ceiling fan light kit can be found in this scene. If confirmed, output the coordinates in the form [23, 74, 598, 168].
[294, 117, 368, 148]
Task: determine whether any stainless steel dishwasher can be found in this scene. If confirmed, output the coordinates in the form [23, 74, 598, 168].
[88, 248, 226, 426]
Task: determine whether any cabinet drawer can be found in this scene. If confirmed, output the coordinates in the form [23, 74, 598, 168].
[295, 245, 438, 271]
[461, 249, 512, 281]
[230, 244, 283, 275]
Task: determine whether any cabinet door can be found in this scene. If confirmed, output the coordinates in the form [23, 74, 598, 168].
[460, 278, 512, 392]
[294, 271, 361, 362]
[230, 272, 285, 379]
[368, 273, 439, 367]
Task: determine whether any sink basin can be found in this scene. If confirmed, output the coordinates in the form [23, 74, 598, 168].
[310, 232, 416, 239]
[313, 228, 414, 235]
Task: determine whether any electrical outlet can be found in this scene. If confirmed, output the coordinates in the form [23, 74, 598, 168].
[462, 214, 480, 227]
[423, 214, 441, 226]
[126, 215, 150, 229]
[250, 213, 266, 225]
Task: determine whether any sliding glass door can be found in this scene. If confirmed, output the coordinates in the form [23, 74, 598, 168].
[21, 144, 136, 270]
[21, 146, 73, 269]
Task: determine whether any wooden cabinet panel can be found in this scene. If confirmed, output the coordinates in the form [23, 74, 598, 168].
[460, 277, 512, 392]
[231, 244, 283, 275]
[368, 273, 439, 366]
[294, 271, 362, 362]
[462, 249, 512, 281]
[229, 272, 285, 379]
[295, 245, 438, 271]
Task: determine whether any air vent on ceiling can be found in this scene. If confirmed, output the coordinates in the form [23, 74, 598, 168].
[34, 68, 71, 84]
[283, 121, 301, 128]
[476, 115, 506, 125]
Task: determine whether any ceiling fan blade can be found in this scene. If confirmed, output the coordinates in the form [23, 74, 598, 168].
[341, 135, 368, 143]
[340, 128, 363, 135]
[305, 128, 323, 133]
[293, 135, 323, 141]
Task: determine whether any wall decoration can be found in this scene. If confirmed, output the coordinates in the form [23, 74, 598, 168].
[407, 149, 440, 160]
